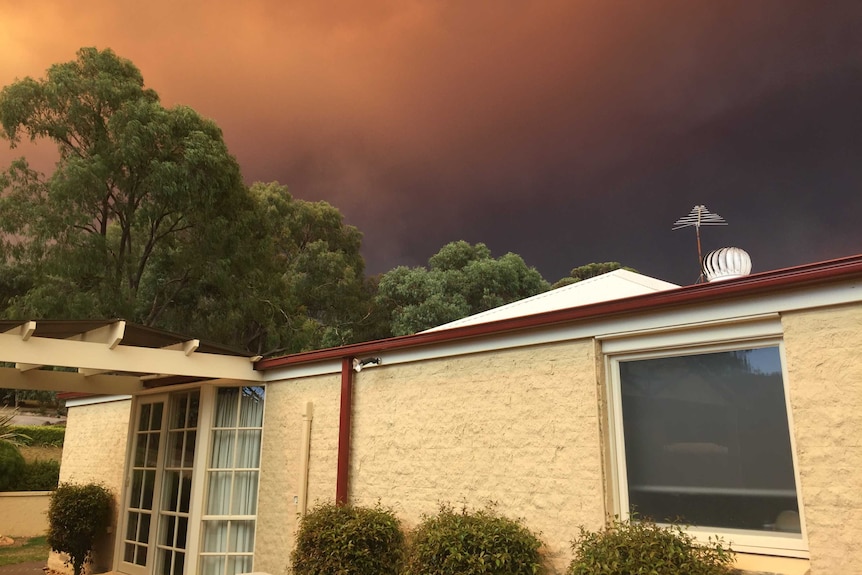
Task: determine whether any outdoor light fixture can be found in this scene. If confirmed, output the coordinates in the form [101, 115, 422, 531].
[353, 357, 382, 372]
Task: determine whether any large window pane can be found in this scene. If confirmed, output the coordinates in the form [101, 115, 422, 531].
[619, 346, 801, 534]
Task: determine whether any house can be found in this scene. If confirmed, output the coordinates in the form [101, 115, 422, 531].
[4, 254, 862, 575]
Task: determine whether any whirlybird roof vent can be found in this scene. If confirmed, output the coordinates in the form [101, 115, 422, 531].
[702, 247, 752, 282]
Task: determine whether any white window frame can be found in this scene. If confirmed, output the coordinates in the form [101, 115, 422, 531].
[603, 321, 809, 558]
[197, 385, 266, 575]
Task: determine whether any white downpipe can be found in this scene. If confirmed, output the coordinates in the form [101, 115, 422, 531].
[298, 401, 313, 516]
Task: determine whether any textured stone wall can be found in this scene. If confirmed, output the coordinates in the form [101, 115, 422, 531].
[349, 340, 606, 573]
[50, 398, 131, 574]
[782, 304, 862, 574]
[255, 373, 342, 575]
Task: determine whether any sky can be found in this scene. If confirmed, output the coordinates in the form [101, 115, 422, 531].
[1, 1, 861, 285]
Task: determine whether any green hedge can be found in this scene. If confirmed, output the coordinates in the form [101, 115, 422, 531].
[11, 425, 65, 446]
[16, 459, 61, 490]
[0, 442, 25, 491]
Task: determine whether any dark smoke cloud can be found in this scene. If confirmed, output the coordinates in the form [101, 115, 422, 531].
[2, 1, 861, 284]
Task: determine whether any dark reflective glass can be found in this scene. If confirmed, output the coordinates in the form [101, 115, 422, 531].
[126, 512, 138, 540]
[172, 395, 188, 430]
[139, 404, 151, 432]
[152, 403, 163, 430]
[143, 470, 156, 509]
[130, 471, 143, 509]
[620, 347, 800, 534]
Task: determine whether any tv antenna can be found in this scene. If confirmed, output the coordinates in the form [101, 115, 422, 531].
[672, 205, 727, 281]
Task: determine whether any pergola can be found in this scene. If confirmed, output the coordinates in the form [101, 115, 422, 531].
[0, 319, 261, 396]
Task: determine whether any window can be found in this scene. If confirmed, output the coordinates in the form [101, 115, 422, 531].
[608, 340, 806, 555]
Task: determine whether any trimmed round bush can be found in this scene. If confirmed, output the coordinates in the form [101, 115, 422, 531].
[291, 502, 405, 575]
[405, 504, 544, 575]
[48, 483, 113, 575]
[568, 518, 734, 575]
[0, 441, 25, 491]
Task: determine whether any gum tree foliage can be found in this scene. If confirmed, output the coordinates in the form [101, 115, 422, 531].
[190, 182, 386, 355]
[376, 241, 549, 335]
[0, 47, 251, 328]
[0, 48, 381, 354]
[551, 261, 636, 289]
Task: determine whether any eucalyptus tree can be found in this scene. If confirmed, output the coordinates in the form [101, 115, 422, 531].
[550, 262, 635, 289]
[376, 240, 549, 335]
[0, 47, 252, 328]
[185, 182, 386, 356]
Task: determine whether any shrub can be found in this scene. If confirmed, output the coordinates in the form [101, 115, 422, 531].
[48, 483, 113, 575]
[405, 504, 544, 575]
[18, 459, 61, 490]
[568, 518, 734, 575]
[291, 502, 405, 575]
[0, 441, 25, 491]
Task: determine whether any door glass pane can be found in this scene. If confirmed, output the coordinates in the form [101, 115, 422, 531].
[200, 556, 225, 575]
[142, 470, 156, 509]
[156, 391, 199, 575]
[146, 434, 161, 467]
[126, 512, 139, 540]
[620, 346, 801, 534]
[228, 555, 253, 575]
[210, 431, 235, 468]
[152, 403, 163, 430]
[228, 522, 255, 552]
[207, 472, 233, 514]
[202, 521, 228, 552]
[139, 404, 151, 432]
[231, 473, 258, 515]
[123, 400, 165, 569]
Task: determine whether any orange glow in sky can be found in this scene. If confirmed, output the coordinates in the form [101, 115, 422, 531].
[2, 1, 861, 283]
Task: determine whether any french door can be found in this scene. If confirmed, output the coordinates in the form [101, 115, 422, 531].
[119, 391, 200, 575]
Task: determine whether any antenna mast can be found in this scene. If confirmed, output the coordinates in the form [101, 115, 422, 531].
[672, 205, 728, 282]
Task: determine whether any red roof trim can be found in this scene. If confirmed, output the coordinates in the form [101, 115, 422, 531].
[255, 253, 862, 371]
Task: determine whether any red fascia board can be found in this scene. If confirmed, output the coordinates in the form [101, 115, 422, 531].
[255, 253, 862, 371]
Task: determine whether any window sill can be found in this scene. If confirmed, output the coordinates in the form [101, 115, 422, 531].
[733, 553, 809, 575]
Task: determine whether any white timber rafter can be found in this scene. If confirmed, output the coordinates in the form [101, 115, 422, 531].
[0, 320, 261, 394]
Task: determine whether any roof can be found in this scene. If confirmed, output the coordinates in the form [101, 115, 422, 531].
[255, 252, 862, 371]
[424, 269, 679, 331]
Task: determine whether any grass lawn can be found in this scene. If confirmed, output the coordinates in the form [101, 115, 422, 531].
[0, 536, 50, 566]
